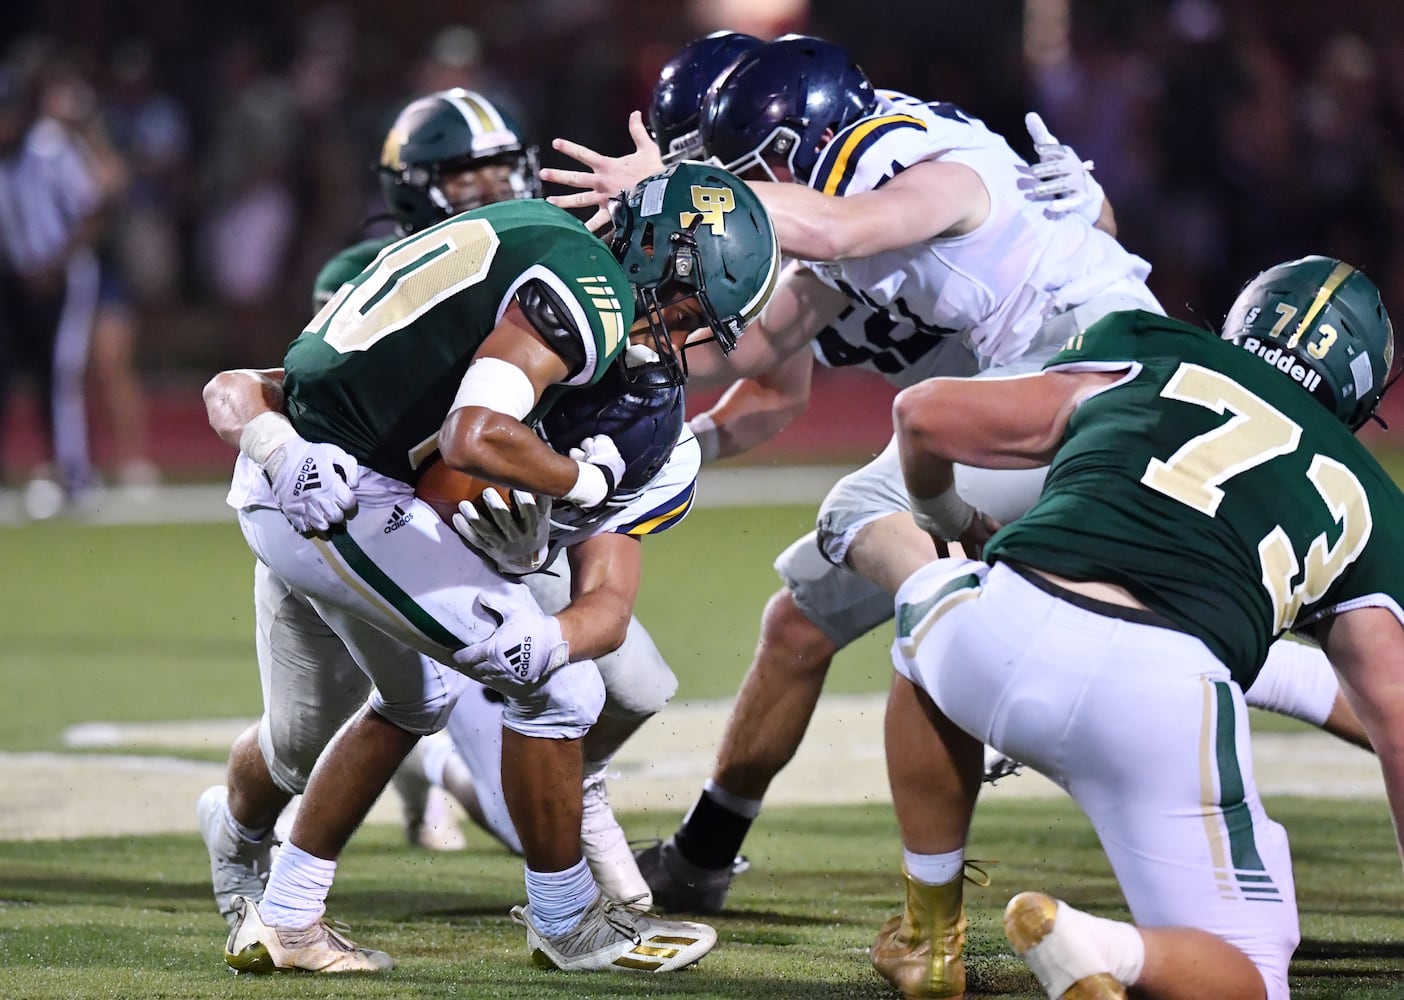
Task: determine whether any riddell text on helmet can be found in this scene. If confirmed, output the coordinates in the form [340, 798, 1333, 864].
[1241, 337, 1324, 393]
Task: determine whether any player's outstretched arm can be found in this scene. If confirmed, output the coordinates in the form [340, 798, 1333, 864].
[1320, 607, 1404, 866]
[691, 350, 815, 463]
[556, 532, 644, 661]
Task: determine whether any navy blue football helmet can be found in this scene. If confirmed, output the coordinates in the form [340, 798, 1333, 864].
[650, 31, 763, 164]
[699, 34, 876, 184]
[540, 357, 684, 501]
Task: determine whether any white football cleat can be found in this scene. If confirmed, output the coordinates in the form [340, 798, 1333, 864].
[224, 895, 395, 974]
[196, 785, 276, 929]
[512, 893, 715, 972]
[580, 771, 652, 906]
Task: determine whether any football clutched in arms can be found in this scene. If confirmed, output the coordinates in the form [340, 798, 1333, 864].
[414, 457, 508, 523]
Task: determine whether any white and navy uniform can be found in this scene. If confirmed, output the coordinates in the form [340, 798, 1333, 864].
[446, 428, 702, 851]
[785, 94, 1346, 731]
[230, 430, 699, 806]
[769, 90, 1163, 645]
[0, 117, 102, 493]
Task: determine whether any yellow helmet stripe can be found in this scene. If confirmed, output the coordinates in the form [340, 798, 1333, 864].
[1293, 261, 1356, 342]
[444, 89, 505, 136]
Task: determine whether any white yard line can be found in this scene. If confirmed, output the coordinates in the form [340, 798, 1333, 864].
[0, 694, 1383, 841]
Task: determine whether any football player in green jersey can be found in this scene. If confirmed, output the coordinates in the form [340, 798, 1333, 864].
[202, 159, 779, 975]
[310, 87, 541, 312]
[877, 255, 1402, 1000]
[198, 90, 706, 934]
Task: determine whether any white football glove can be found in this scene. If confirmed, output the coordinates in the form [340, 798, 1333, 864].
[453, 596, 570, 688]
[452, 489, 552, 576]
[264, 437, 361, 533]
[561, 434, 627, 509]
[1025, 112, 1105, 225]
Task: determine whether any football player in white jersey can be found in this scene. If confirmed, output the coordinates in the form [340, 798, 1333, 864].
[544, 33, 1368, 913]
[433, 363, 702, 863]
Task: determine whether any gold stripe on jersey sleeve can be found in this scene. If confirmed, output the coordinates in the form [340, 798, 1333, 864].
[625, 493, 694, 536]
[577, 276, 625, 357]
[1291, 261, 1355, 343]
[818, 114, 926, 196]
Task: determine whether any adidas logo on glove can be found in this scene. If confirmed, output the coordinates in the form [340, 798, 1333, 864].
[503, 637, 532, 679]
[292, 457, 322, 498]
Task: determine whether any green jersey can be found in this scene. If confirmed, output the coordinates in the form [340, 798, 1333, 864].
[311, 236, 391, 311]
[284, 200, 634, 483]
[985, 310, 1404, 688]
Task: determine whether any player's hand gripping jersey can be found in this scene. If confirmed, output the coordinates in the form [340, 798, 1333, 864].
[801, 90, 1158, 367]
[986, 311, 1404, 687]
[285, 200, 633, 484]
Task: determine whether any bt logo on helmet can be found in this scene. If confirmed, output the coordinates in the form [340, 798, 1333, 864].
[680, 186, 735, 235]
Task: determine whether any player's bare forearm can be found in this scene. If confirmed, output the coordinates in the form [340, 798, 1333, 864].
[685, 265, 844, 390]
[760, 161, 986, 260]
[1320, 608, 1404, 864]
[439, 407, 583, 498]
[203, 368, 286, 449]
[894, 369, 1119, 477]
[556, 534, 643, 660]
[705, 352, 814, 459]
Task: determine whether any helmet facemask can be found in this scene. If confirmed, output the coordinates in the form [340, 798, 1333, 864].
[609, 199, 740, 386]
[720, 124, 808, 183]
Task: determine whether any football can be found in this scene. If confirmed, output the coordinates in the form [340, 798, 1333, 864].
[415, 457, 508, 524]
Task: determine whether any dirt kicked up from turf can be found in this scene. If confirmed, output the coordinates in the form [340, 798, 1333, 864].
[0, 693, 1386, 842]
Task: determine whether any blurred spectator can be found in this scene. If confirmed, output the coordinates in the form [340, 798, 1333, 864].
[3, 0, 1404, 414]
[0, 46, 108, 516]
[196, 33, 298, 362]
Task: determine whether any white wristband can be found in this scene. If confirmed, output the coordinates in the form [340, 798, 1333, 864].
[239, 411, 299, 468]
[689, 412, 721, 464]
[909, 488, 975, 540]
[562, 460, 608, 508]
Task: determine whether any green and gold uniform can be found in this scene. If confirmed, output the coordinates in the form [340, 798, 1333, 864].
[987, 310, 1404, 688]
[284, 200, 632, 483]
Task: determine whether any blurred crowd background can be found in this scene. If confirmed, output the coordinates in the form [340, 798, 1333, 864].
[2, 0, 1403, 497]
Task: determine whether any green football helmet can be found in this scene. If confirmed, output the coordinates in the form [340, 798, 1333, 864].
[1222, 255, 1397, 430]
[607, 161, 780, 382]
[377, 88, 541, 232]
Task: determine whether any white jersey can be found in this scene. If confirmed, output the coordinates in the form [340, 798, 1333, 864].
[809, 301, 977, 388]
[542, 426, 700, 565]
[799, 90, 1160, 367]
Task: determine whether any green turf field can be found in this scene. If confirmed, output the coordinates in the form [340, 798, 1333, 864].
[2, 506, 1404, 997]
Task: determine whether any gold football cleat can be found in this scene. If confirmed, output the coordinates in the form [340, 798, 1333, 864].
[870, 868, 967, 998]
[1003, 891, 1127, 999]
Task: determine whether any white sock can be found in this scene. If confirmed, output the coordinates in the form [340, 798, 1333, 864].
[701, 778, 763, 819]
[1054, 900, 1146, 986]
[904, 847, 964, 886]
[225, 802, 273, 844]
[525, 857, 598, 937]
[257, 842, 337, 929]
